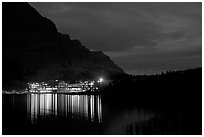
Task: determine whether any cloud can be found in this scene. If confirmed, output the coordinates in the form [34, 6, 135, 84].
[106, 46, 201, 74]
[30, 2, 202, 74]
[30, 2, 201, 50]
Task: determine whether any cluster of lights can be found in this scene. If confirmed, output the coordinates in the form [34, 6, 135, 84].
[81, 81, 96, 91]
[97, 78, 103, 83]
[29, 83, 40, 89]
[28, 77, 104, 93]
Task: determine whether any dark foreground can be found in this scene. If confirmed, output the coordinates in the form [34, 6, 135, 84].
[2, 93, 201, 135]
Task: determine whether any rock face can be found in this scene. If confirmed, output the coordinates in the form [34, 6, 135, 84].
[3, 2, 125, 89]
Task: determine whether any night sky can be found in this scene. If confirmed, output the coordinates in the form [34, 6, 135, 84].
[30, 2, 202, 75]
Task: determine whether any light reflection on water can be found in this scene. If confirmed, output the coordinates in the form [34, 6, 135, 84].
[26, 94, 102, 124]
[3, 94, 201, 134]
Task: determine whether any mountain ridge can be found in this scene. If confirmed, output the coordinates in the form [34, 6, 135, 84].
[3, 2, 126, 90]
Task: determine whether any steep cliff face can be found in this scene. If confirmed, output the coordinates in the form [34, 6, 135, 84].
[3, 2, 125, 89]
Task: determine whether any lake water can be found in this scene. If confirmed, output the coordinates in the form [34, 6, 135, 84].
[2, 94, 201, 135]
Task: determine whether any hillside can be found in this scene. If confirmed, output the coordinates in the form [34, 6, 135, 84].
[2, 2, 125, 90]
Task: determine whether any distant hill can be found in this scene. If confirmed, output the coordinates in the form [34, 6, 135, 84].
[2, 2, 125, 90]
[103, 67, 202, 97]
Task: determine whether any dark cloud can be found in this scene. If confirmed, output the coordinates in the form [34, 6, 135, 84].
[107, 46, 201, 74]
[30, 2, 202, 74]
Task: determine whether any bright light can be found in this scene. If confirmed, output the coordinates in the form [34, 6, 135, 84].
[99, 78, 103, 83]
[39, 90, 51, 93]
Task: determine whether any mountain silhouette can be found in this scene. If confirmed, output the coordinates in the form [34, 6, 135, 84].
[2, 2, 125, 89]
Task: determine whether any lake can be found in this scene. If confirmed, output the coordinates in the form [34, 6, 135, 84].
[2, 94, 201, 135]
